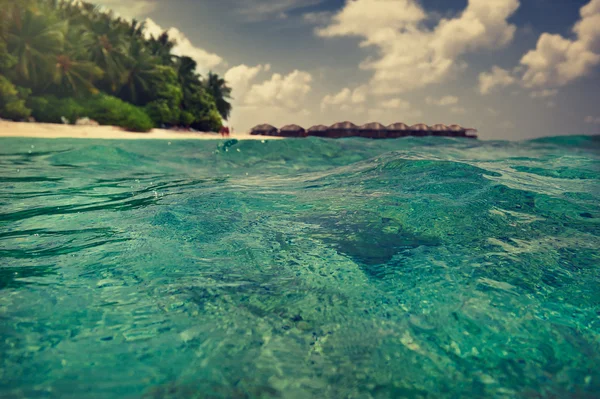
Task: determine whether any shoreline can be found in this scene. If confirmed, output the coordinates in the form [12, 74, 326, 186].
[0, 121, 282, 140]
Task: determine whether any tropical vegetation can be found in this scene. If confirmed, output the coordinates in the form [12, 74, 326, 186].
[0, 0, 232, 132]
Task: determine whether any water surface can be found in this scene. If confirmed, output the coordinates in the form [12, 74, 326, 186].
[1, 135, 599, 398]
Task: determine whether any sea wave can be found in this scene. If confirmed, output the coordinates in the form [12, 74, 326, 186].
[0, 135, 599, 398]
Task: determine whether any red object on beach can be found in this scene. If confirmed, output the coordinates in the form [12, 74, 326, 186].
[219, 126, 230, 137]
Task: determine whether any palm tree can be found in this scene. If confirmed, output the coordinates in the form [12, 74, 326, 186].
[148, 31, 176, 66]
[127, 19, 146, 40]
[118, 39, 160, 105]
[175, 56, 201, 88]
[203, 71, 232, 120]
[5, 7, 67, 89]
[40, 8, 102, 96]
[0, 0, 234, 130]
[84, 11, 129, 92]
[0, 0, 36, 31]
[52, 53, 103, 95]
[55, 0, 93, 27]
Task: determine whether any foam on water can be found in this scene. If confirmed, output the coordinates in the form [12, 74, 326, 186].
[0, 136, 599, 398]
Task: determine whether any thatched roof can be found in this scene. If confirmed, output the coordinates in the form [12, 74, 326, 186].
[359, 122, 387, 131]
[448, 124, 464, 132]
[410, 123, 430, 131]
[330, 121, 358, 130]
[387, 122, 410, 131]
[307, 124, 329, 132]
[431, 124, 450, 131]
[251, 123, 278, 133]
[279, 124, 306, 133]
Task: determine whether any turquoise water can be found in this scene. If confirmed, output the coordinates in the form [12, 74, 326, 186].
[0, 135, 599, 399]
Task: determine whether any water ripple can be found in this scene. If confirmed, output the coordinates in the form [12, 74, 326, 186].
[0, 136, 599, 398]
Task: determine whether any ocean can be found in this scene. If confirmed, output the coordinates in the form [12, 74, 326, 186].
[1, 135, 599, 398]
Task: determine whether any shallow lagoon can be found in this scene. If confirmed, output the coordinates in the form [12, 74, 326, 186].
[1, 135, 599, 398]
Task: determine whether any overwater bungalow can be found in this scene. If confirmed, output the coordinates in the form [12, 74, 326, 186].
[465, 128, 478, 139]
[431, 123, 450, 136]
[250, 123, 278, 136]
[329, 121, 359, 138]
[306, 124, 329, 137]
[410, 123, 430, 137]
[386, 122, 410, 138]
[359, 122, 387, 139]
[279, 124, 306, 138]
[250, 121, 478, 139]
[448, 124, 467, 137]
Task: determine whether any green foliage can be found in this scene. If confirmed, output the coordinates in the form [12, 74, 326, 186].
[182, 86, 223, 132]
[147, 32, 176, 66]
[142, 66, 183, 126]
[6, 7, 67, 89]
[174, 57, 224, 131]
[198, 107, 224, 133]
[27, 94, 153, 132]
[82, 94, 154, 132]
[0, 41, 16, 71]
[27, 95, 85, 123]
[145, 100, 180, 126]
[179, 111, 194, 127]
[52, 55, 104, 96]
[1, 0, 232, 131]
[0, 74, 31, 120]
[83, 13, 129, 92]
[151, 66, 183, 104]
[118, 39, 160, 105]
[204, 72, 232, 120]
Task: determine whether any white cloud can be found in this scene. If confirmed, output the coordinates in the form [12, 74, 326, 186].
[320, 88, 420, 124]
[142, 18, 163, 37]
[368, 98, 421, 122]
[144, 19, 223, 72]
[320, 86, 368, 110]
[243, 70, 313, 111]
[478, 66, 517, 94]
[430, 0, 519, 58]
[451, 106, 467, 114]
[585, 115, 600, 124]
[351, 85, 369, 104]
[366, 108, 386, 120]
[367, 106, 422, 123]
[234, 0, 324, 21]
[425, 95, 459, 106]
[321, 88, 351, 110]
[520, 0, 600, 89]
[225, 64, 271, 101]
[529, 89, 558, 98]
[224, 67, 315, 131]
[380, 98, 411, 110]
[96, 0, 157, 17]
[317, 0, 520, 95]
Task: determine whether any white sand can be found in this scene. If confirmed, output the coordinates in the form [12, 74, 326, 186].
[0, 121, 280, 140]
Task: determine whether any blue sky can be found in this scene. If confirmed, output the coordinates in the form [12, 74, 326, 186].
[98, 0, 600, 139]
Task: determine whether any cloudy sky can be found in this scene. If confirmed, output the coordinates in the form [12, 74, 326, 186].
[97, 0, 600, 140]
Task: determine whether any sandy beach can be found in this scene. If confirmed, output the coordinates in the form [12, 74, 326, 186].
[0, 121, 281, 140]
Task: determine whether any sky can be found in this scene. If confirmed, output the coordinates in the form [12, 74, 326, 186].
[96, 0, 600, 140]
